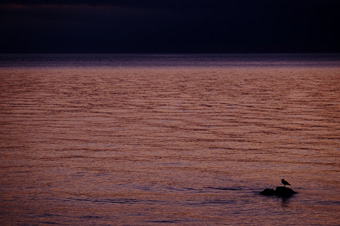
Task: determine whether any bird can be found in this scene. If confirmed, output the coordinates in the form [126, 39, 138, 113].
[281, 179, 291, 187]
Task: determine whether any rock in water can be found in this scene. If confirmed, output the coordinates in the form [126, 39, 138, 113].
[275, 186, 297, 197]
[260, 186, 297, 197]
[260, 188, 276, 196]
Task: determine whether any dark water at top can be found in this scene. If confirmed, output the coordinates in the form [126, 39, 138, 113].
[0, 54, 340, 225]
[1, 53, 340, 68]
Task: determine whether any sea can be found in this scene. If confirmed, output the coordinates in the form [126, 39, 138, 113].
[0, 54, 340, 225]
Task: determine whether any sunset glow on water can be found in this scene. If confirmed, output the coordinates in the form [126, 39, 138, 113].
[0, 55, 340, 225]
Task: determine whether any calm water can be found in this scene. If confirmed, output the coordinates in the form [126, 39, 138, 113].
[0, 54, 340, 225]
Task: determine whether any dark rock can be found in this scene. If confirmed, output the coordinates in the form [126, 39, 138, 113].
[260, 186, 297, 197]
[275, 186, 297, 197]
[260, 188, 276, 196]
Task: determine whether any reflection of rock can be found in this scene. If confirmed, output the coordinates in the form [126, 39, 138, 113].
[260, 186, 297, 197]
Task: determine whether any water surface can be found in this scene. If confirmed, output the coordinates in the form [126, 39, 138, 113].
[0, 55, 340, 225]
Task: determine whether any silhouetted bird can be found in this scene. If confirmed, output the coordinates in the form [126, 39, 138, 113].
[282, 179, 291, 186]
